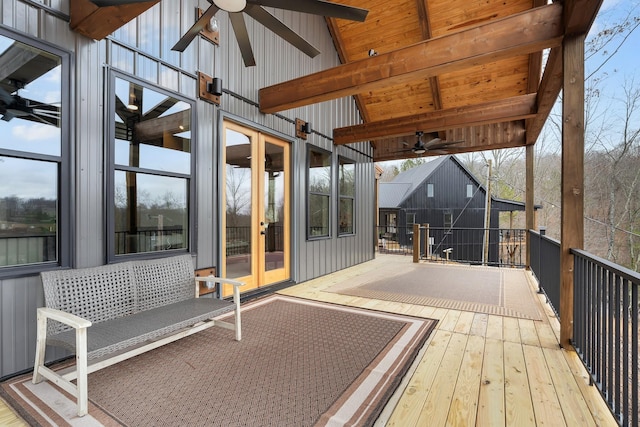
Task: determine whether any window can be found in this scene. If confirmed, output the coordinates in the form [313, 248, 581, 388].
[307, 147, 331, 238]
[466, 184, 474, 198]
[0, 31, 69, 274]
[109, 76, 193, 258]
[338, 157, 355, 235]
[444, 212, 453, 230]
[406, 213, 416, 234]
[427, 183, 434, 197]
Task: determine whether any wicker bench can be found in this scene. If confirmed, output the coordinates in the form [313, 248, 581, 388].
[31, 254, 243, 417]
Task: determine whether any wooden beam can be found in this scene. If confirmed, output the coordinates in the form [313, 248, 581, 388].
[134, 110, 191, 143]
[417, 0, 443, 111]
[259, 3, 563, 113]
[526, 46, 562, 145]
[70, 0, 159, 41]
[564, 0, 604, 36]
[334, 94, 537, 144]
[560, 33, 585, 349]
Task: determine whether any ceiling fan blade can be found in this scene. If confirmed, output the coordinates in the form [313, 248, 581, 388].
[229, 12, 257, 67]
[245, 5, 320, 58]
[425, 139, 465, 150]
[250, 0, 368, 22]
[172, 5, 220, 52]
[91, 0, 156, 6]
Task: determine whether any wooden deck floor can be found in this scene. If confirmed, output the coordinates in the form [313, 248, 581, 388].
[0, 254, 619, 426]
[279, 255, 618, 427]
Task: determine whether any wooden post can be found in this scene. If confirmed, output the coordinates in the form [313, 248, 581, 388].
[525, 144, 534, 269]
[483, 160, 492, 265]
[560, 33, 585, 349]
[424, 223, 430, 258]
[413, 223, 420, 263]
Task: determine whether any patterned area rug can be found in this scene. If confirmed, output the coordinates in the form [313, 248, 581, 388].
[1, 295, 436, 427]
[327, 262, 543, 320]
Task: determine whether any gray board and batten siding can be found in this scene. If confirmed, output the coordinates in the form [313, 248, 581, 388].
[0, 1, 373, 378]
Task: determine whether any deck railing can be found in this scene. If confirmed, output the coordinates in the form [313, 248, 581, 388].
[572, 249, 639, 427]
[375, 225, 525, 267]
[529, 229, 561, 316]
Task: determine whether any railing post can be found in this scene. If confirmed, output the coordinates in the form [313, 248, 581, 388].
[413, 223, 420, 263]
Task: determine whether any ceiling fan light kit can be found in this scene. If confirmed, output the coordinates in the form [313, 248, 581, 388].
[213, 0, 246, 13]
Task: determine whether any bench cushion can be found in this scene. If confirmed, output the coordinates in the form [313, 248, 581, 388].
[47, 298, 235, 360]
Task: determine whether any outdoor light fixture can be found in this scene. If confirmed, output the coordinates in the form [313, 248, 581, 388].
[207, 17, 219, 33]
[126, 87, 138, 111]
[207, 77, 223, 96]
[302, 121, 312, 135]
[296, 118, 311, 140]
[213, 0, 246, 12]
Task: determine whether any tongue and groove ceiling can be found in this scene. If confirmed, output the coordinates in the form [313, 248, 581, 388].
[70, 0, 603, 162]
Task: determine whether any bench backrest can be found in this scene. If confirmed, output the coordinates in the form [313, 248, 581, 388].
[40, 254, 195, 334]
[130, 254, 195, 312]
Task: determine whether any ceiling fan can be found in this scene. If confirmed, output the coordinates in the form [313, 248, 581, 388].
[91, 0, 369, 67]
[0, 87, 60, 127]
[398, 131, 465, 156]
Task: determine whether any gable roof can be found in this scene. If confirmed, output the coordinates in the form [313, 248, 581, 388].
[379, 156, 448, 208]
[379, 155, 540, 211]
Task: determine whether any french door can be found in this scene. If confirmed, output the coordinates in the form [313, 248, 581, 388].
[221, 121, 290, 296]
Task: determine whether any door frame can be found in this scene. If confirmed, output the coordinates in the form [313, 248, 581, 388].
[216, 114, 295, 295]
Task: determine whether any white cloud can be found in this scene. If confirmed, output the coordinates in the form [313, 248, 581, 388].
[12, 123, 60, 141]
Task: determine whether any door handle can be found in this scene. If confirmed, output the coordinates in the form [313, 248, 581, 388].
[260, 230, 266, 235]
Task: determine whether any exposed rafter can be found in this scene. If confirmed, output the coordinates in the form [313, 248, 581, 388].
[334, 94, 537, 145]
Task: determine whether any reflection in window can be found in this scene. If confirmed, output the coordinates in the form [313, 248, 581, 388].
[308, 148, 331, 238]
[111, 77, 192, 256]
[338, 158, 355, 235]
[0, 33, 64, 269]
[0, 158, 58, 266]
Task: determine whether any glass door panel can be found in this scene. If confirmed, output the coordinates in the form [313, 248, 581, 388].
[222, 122, 290, 296]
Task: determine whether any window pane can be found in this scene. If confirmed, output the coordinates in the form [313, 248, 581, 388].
[339, 197, 353, 234]
[308, 194, 329, 237]
[114, 78, 191, 174]
[0, 157, 58, 266]
[0, 35, 62, 156]
[467, 184, 473, 198]
[308, 149, 331, 194]
[225, 128, 252, 278]
[427, 183, 434, 197]
[114, 171, 188, 255]
[339, 161, 355, 197]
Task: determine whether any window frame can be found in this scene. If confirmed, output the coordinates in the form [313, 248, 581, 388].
[106, 72, 196, 262]
[0, 28, 72, 278]
[427, 183, 434, 198]
[466, 184, 474, 198]
[406, 212, 416, 234]
[306, 145, 332, 240]
[337, 156, 355, 236]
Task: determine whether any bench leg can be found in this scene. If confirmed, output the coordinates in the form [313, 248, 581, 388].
[233, 285, 242, 341]
[32, 312, 47, 384]
[75, 328, 89, 416]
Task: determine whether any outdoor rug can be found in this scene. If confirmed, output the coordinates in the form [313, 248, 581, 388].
[1, 295, 437, 427]
[326, 262, 543, 320]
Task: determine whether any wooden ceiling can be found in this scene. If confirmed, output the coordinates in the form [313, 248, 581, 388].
[69, 0, 603, 162]
[259, 0, 603, 162]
